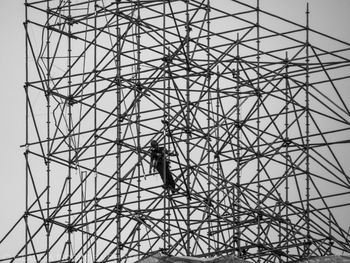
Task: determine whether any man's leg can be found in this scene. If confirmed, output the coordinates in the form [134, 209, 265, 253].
[165, 164, 176, 193]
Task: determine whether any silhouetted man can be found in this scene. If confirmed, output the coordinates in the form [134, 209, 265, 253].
[149, 140, 177, 193]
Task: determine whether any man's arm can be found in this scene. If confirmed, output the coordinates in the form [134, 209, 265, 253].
[149, 158, 153, 174]
[162, 147, 177, 156]
[149, 152, 156, 174]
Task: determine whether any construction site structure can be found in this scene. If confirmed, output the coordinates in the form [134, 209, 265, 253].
[1, 0, 350, 262]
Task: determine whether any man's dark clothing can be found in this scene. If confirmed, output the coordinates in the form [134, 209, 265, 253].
[150, 147, 176, 192]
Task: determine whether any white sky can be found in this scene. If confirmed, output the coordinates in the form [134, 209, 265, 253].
[0, 0, 349, 252]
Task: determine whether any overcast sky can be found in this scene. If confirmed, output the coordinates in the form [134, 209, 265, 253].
[0, 0, 349, 248]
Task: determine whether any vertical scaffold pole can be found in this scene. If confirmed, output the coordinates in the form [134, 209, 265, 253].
[116, 0, 122, 261]
[67, 0, 73, 261]
[328, 212, 332, 255]
[93, 0, 98, 260]
[305, 3, 311, 257]
[236, 33, 241, 257]
[167, 55, 171, 251]
[162, 0, 167, 252]
[256, 0, 262, 261]
[136, 0, 141, 258]
[206, 0, 211, 255]
[285, 51, 290, 261]
[45, 0, 51, 261]
[215, 66, 220, 256]
[24, 0, 29, 262]
[185, 0, 191, 256]
[162, 0, 171, 253]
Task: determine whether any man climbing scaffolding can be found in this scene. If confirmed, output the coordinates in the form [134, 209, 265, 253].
[149, 140, 178, 193]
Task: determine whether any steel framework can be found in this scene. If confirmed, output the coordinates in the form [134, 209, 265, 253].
[1, 0, 350, 262]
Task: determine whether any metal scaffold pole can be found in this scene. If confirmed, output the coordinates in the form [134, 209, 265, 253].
[235, 33, 241, 257]
[305, 3, 311, 257]
[45, 0, 51, 261]
[24, 1, 29, 262]
[116, 1, 122, 260]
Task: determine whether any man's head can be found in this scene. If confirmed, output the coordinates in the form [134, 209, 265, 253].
[150, 140, 158, 148]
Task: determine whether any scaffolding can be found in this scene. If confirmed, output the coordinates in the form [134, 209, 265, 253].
[1, 0, 350, 262]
